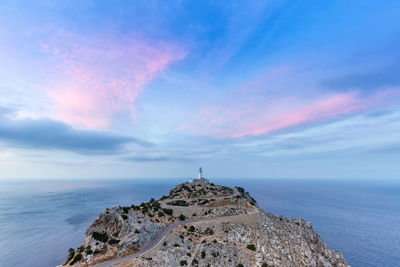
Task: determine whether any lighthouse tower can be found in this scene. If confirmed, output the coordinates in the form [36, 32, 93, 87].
[190, 167, 210, 184]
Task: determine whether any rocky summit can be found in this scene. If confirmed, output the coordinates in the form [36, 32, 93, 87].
[61, 182, 349, 267]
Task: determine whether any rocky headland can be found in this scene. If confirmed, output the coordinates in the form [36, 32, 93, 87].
[61, 181, 349, 267]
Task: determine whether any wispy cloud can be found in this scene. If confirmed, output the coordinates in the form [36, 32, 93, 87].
[41, 30, 186, 128]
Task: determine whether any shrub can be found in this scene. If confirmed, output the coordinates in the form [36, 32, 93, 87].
[163, 208, 173, 216]
[180, 260, 188, 266]
[187, 253, 191, 257]
[237, 264, 244, 267]
[85, 248, 93, 255]
[262, 263, 269, 267]
[163, 241, 167, 246]
[201, 251, 206, 259]
[92, 231, 109, 243]
[192, 259, 198, 265]
[173, 243, 180, 247]
[178, 214, 186, 221]
[77, 246, 84, 253]
[149, 197, 155, 203]
[64, 248, 75, 264]
[158, 211, 165, 217]
[213, 239, 217, 243]
[70, 253, 82, 265]
[188, 226, 195, 232]
[121, 214, 128, 220]
[122, 207, 129, 214]
[108, 238, 120, 245]
[134, 229, 140, 234]
[167, 200, 189, 206]
[246, 244, 256, 251]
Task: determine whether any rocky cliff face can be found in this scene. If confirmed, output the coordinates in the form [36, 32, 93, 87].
[62, 182, 349, 267]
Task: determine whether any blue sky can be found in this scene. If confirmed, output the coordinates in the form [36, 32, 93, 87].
[0, 0, 399, 179]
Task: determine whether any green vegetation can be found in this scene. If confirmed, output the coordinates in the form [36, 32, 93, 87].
[192, 259, 198, 265]
[262, 263, 269, 267]
[188, 225, 195, 232]
[237, 264, 244, 267]
[121, 214, 128, 220]
[201, 251, 206, 259]
[92, 231, 109, 243]
[173, 243, 180, 247]
[77, 245, 84, 253]
[64, 248, 75, 265]
[162, 208, 173, 216]
[108, 238, 120, 245]
[212, 251, 219, 257]
[167, 200, 189, 206]
[246, 244, 256, 251]
[178, 214, 186, 221]
[122, 206, 129, 214]
[158, 211, 165, 217]
[187, 253, 191, 257]
[180, 260, 188, 266]
[134, 229, 140, 234]
[70, 253, 82, 265]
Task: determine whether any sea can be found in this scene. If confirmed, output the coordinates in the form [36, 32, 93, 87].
[0, 178, 399, 267]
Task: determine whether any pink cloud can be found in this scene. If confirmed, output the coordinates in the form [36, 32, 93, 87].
[41, 32, 186, 128]
[181, 92, 366, 138]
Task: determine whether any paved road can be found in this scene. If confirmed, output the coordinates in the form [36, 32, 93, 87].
[91, 214, 249, 267]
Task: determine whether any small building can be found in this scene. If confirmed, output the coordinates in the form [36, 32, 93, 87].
[190, 167, 210, 184]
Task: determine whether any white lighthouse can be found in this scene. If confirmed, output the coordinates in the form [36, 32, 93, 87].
[190, 167, 210, 184]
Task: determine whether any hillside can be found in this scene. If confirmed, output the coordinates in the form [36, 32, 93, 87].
[61, 181, 348, 267]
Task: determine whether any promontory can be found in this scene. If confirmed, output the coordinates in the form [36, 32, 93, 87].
[60, 179, 349, 267]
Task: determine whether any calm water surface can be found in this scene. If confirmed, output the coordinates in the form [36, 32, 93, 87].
[0, 178, 399, 267]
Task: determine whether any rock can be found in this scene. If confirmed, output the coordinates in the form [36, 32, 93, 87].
[61, 182, 349, 267]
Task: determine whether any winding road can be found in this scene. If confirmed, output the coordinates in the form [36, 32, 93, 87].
[91, 213, 253, 267]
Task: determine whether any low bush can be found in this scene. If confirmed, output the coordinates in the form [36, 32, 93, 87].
[134, 229, 140, 234]
[64, 248, 75, 264]
[167, 200, 189, 206]
[92, 231, 109, 243]
[108, 238, 120, 245]
[188, 226, 195, 232]
[178, 214, 186, 221]
[180, 260, 188, 266]
[162, 208, 173, 216]
[70, 253, 82, 265]
[121, 214, 128, 220]
[201, 251, 206, 259]
[246, 244, 256, 251]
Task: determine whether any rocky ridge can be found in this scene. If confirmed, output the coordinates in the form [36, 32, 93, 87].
[61, 181, 349, 267]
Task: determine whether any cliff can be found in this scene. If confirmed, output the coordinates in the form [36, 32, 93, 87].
[61, 182, 349, 267]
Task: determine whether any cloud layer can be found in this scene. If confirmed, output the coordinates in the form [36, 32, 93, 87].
[0, 111, 149, 154]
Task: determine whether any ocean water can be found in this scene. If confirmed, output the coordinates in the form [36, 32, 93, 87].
[0, 178, 399, 267]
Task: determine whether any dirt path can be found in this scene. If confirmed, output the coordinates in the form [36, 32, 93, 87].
[91, 212, 257, 267]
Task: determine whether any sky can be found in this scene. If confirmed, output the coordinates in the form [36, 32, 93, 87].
[0, 0, 399, 179]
